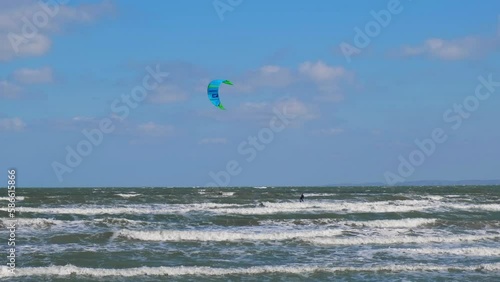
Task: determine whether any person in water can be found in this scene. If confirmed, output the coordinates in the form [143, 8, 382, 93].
[299, 193, 304, 202]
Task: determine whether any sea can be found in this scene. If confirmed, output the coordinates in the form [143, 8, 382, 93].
[1, 186, 499, 281]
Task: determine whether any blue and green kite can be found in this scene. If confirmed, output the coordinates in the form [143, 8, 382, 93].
[207, 79, 233, 110]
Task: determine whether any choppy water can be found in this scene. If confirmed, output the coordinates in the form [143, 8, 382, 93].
[1, 186, 500, 281]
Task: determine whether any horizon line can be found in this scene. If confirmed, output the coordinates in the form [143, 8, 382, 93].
[13, 179, 500, 189]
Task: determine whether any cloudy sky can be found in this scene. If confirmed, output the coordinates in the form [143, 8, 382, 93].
[1, 0, 500, 187]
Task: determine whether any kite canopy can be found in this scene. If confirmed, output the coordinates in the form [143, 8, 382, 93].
[207, 79, 233, 110]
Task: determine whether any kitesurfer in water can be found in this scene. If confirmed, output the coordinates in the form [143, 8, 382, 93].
[299, 193, 304, 202]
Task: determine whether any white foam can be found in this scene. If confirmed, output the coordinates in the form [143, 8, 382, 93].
[305, 193, 336, 197]
[446, 203, 500, 211]
[0, 217, 149, 229]
[0, 196, 24, 201]
[344, 218, 437, 229]
[2, 200, 498, 216]
[2, 263, 500, 278]
[389, 247, 500, 257]
[422, 195, 444, 201]
[445, 195, 463, 198]
[211, 192, 236, 196]
[259, 218, 437, 229]
[2, 203, 241, 215]
[115, 193, 140, 198]
[94, 218, 145, 225]
[306, 234, 500, 246]
[117, 228, 342, 242]
[2, 218, 64, 228]
[215, 200, 432, 215]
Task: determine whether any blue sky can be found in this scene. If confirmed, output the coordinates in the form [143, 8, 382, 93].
[1, 0, 499, 187]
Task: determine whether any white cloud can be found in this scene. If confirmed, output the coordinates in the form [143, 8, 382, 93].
[49, 117, 174, 140]
[235, 61, 354, 103]
[202, 97, 318, 128]
[72, 116, 95, 122]
[0, 1, 115, 61]
[148, 85, 187, 104]
[398, 36, 499, 60]
[55, 1, 116, 26]
[275, 97, 318, 121]
[0, 80, 22, 98]
[236, 65, 294, 92]
[300, 61, 353, 102]
[13, 66, 53, 84]
[199, 138, 227, 145]
[0, 117, 26, 131]
[50, 116, 100, 131]
[239, 102, 268, 112]
[260, 65, 281, 74]
[299, 61, 346, 81]
[313, 128, 344, 136]
[0, 34, 52, 61]
[314, 84, 345, 102]
[136, 122, 173, 137]
[205, 101, 273, 123]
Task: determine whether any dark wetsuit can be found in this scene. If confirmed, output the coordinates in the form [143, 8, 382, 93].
[299, 194, 304, 202]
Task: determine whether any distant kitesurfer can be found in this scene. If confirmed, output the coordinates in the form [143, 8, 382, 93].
[299, 193, 304, 202]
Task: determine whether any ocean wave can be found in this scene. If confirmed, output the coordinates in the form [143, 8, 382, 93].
[446, 203, 500, 211]
[3, 203, 241, 215]
[306, 234, 500, 246]
[259, 218, 437, 229]
[0, 196, 24, 201]
[207, 192, 236, 197]
[115, 193, 140, 198]
[0, 217, 152, 229]
[0, 217, 439, 230]
[116, 228, 343, 242]
[343, 218, 437, 228]
[421, 195, 444, 201]
[214, 200, 432, 215]
[2, 200, 498, 216]
[303, 193, 336, 197]
[386, 247, 500, 257]
[0, 218, 63, 228]
[2, 263, 500, 278]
